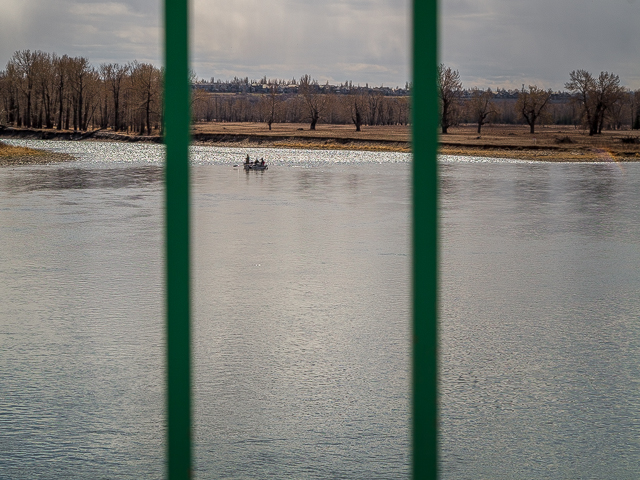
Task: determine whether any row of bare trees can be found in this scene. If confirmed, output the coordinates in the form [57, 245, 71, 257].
[191, 75, 410, 130]
[0, 50, 409, 134]
[0, 50, 163, 134]
[438, 64, 635, 135]
[10, 50, 629, 136]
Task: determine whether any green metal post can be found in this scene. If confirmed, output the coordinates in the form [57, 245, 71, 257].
[164, 0, 191, 478]
[412, 0, 439, 479]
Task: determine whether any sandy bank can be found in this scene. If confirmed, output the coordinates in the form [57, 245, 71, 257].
[4, 124, 640, 161]
[0, 141, 74, 166]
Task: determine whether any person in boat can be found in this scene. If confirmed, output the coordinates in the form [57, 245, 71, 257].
[260, 159, 265, 166]
[254, 159, 259, 165]
[245, 155, 250, 164]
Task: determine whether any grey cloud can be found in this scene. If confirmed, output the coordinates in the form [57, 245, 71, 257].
[0, 0, 162, 66]
[441, 0, 640, 89]
[191, 0, 409, 85]
[3, 0, 640, 89]
[1, 0, 409, 86]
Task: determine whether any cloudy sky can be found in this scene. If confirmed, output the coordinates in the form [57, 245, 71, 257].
[1, 0, 639, 90]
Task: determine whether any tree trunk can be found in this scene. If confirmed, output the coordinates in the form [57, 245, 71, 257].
[353, 105, 362, 132]
[114, 99, 119, 131]
[8, 96, 16, 124]
[25, 92, 32, 128]
[82, 100, 90, 131]
[598, 113, 604, 134]
[146, 102, 151, 135]
[73, 99, 78, 131]
[310, 111, 319, 130]
[65, 99, 70, 130]
[57, 86, 64, 130]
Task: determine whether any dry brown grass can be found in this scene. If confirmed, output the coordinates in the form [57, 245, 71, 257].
[0, 140, 73, 165]
[0, 141, 44, 157]
[193, 122, 640, 160]
[192, 122, 410, 142]
[439, 124, 640, 161]
[191, 122, 411, 152]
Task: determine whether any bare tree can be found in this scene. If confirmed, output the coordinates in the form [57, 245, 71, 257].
[52, 55, 72, 130]
[396, 96, 410, 125]
[130, 61, 161, 135]
[515, 85, 552, 134]
[565, 70, 624, 135]
[437, 64, 462, 134]
[262, 82, 280, 130]
[343, 87, 367, 131]
[100, 63, 129, 131]
[367, 90, 383, 126]
[633, 90, 640, 130]
[34, 52, 55, 128]
[299, 74, 328, 130]
[0, 70, 9, 125]
[9, 50, 41, 128]
[1, 63, 21, 126]
[191, 88, 210, 122]
[67, 56, 95, 131]
[467, 88, 497, 134]
[605, 90, 628, 130]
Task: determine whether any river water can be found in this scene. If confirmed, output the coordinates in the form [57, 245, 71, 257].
[0, 140, 639, 479]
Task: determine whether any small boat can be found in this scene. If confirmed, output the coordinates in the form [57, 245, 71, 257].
[243, 163, 268, 171]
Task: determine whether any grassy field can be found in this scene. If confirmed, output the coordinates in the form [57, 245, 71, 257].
[193, 121, 409, 141]
[439, 124, 640, 161]
[191, 122, 410, 152]
[193, 122, 640, 160]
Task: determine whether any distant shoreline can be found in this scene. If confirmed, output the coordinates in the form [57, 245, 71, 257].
[3, 123, 640, 161]
[0, 124, 410, 154]
[438, 124, 640, 162]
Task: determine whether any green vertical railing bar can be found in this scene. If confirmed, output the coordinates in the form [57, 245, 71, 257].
[162, 0, 434, 477]
[164, 0, 191, 478]
[412, 0, 438, 479]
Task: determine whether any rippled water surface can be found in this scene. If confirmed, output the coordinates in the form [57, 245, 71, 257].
[0, 141, 410, 479]
[1, 140, 639, 479]
[439, 160, 640, 479]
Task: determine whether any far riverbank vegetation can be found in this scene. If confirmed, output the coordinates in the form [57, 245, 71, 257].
[1, 50, 639, 140]
[438, 64, 638, 136]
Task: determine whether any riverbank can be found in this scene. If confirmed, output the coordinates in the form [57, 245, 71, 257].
[0, 124, 409, 153]
[440, 124, 640, 162]
[0, 140, 73, 166]
[191, 122, 411, 152]
[3, 123, 640, 161]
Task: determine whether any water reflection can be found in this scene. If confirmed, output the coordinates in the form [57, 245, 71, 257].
[1, 166, 163, 193]
[1, 159, 410, 480]
[439, 159, 640, 480]
[568, 165, 620, 237]
[3, 146, 640, 479]
[512, 165, 553, 237]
